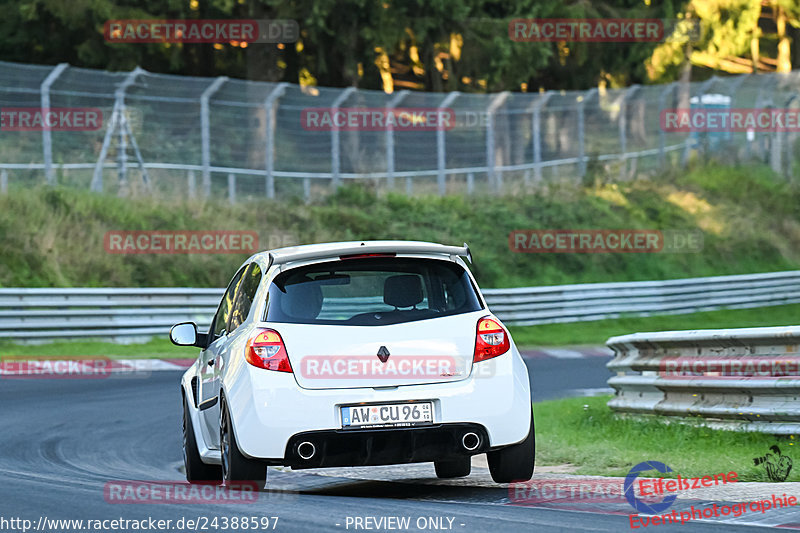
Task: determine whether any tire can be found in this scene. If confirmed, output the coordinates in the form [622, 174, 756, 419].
[220, 396, 267, 490]
[182, 394, 222, 484]
[434, 456, 471, 478]
[487, 410, 535, 484]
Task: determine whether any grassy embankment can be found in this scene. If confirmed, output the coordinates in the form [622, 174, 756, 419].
[1, 161, 798, 356]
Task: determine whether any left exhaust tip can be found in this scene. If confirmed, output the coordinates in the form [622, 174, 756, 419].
[297, 441, 316, 460]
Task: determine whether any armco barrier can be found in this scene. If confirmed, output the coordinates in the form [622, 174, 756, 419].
[0, 270, 799, 343]
[607, 326, 800, 434]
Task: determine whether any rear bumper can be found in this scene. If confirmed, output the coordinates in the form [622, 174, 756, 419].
[284, 423, 489, 468]
[224, 344, 531, 461]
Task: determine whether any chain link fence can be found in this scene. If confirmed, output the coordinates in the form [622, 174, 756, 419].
[1, 60, 799, 201]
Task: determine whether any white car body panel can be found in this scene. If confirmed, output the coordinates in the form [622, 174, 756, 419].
[180, 240, 531, 467]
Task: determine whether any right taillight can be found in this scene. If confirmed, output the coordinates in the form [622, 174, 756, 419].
[473, 316, 510, 363]
[245, 329, 293, 373]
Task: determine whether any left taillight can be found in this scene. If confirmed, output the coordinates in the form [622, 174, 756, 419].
[245, 329, 293, 373]
[473, 316, 511, 363]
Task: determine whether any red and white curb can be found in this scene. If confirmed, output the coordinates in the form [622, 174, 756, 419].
[520, 346, 613, 359]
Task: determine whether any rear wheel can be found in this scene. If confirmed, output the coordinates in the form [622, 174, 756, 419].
[182, 394, 222, 484]
[434, 456, 471, 478]
[487, 411, 534, 483]
[220, 396, 267, 489]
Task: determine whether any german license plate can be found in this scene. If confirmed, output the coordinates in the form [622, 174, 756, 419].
[341, 402, 433, 429]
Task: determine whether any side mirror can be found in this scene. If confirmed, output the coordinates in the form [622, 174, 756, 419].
[170, 322, 200, 347]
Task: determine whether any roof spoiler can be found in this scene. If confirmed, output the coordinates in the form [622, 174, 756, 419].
[266, 241, 472, 268]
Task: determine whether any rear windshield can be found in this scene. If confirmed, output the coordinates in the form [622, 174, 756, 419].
[264, 258, 483, 326]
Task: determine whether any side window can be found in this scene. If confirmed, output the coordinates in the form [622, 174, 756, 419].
[211, 265, 247, 338]
[229, 263, 263, 332]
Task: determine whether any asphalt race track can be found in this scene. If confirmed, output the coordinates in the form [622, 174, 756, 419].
[1, 352, 777, 533]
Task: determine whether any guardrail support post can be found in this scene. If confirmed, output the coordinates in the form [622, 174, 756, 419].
[437, 91, 460, 196]
[486, 91, 510, 193]
[385, 90, 409, 191]
[200, 76, 228, 198]
[188, 170, 196, 199]
[41, 63, 69, 185]
[0, 169, 7, 194]
[264, 82, 289, 200]
[331, 87, 356, 190]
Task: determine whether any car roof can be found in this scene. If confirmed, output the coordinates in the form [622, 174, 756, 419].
[248, 240, 471, 267]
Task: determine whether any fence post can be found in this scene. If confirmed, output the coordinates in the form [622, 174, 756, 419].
[466, 172, 474, 195]
[657, 83, 676, 167]
[619, 84, 640, 180]
[385, 90, 409, 190]
[784, 94, 799, 178]
[41, 63, 69, 185]
[228, 173, 236, 204]
[200, 76, 228, 198]
[437, 91, 460, 196]
[0, 170, 7, 194]
[531, 91, 553, 183]
[577, 88, 598, 177]
[486, 91, 510, 193]
[763, 102, 781, 172]
[264, 82, 289, 200]
[331, 87, 356, 190]
[188, 170, 196, 198]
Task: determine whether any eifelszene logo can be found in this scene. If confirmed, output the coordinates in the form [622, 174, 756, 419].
[624, 461, 677, 514]
[753, 445, 793, 482]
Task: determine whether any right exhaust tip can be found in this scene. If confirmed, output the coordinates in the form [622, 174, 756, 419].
[297, 441, 316, 460]
[462, 432, 480, 451]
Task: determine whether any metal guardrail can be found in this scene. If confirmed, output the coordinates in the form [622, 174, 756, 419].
[483, 270, 800, 326]
[0, 270, 799, 343]
[607, 326, 800, 434]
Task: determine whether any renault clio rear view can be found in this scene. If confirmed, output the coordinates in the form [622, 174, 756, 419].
[171, 241, 534, 488]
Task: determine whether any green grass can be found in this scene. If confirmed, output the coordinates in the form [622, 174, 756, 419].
[1, 162, 799, 289]
[0, 337, 191, 358]
[510, 303, 800, 347]
[535, 395, 800, 481]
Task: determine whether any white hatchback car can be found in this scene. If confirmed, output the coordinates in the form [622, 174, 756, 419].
[171, 241, 533, 487]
